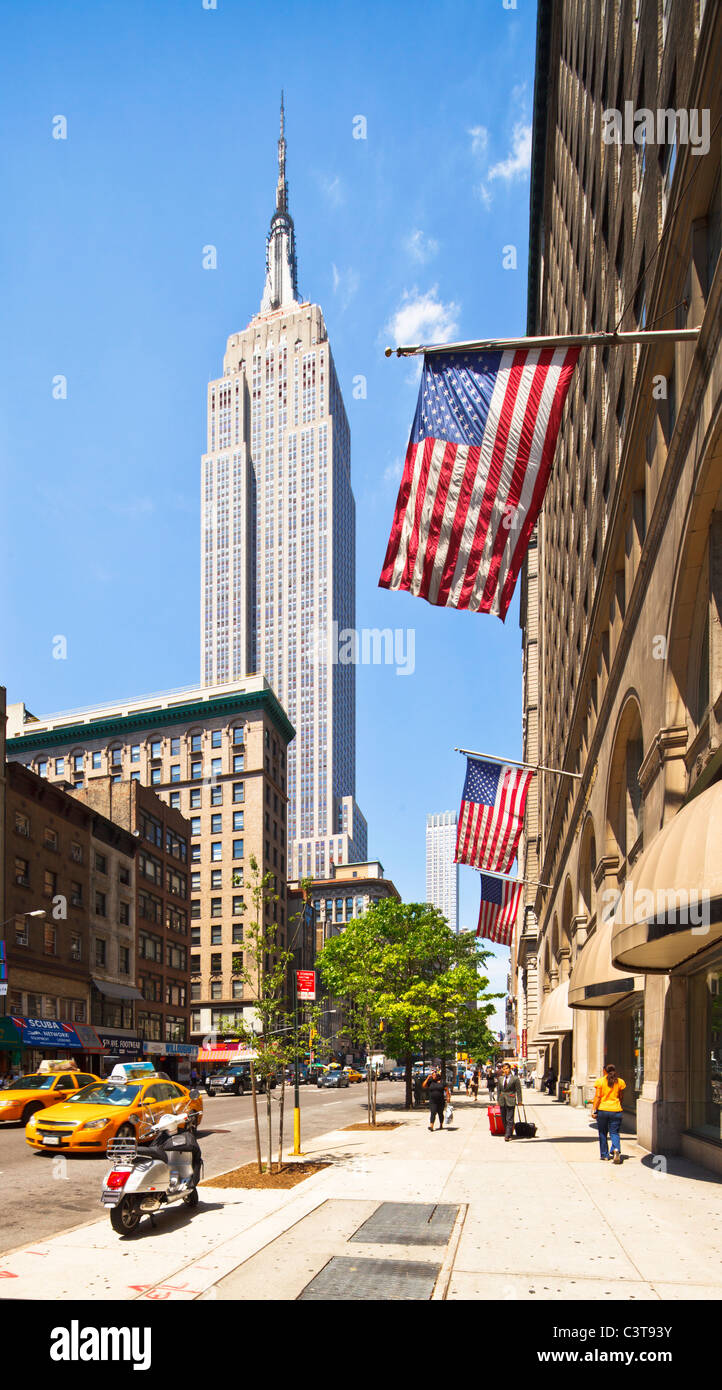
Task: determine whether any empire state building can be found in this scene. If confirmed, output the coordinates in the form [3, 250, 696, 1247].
[201, 100, 367, 879]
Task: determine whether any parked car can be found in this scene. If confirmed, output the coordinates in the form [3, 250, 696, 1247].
[25, 1072, 203, 1154]
[0, 1061, 101, 1127]
[284, 1064, 310, 1085]
[317, 1069, 350, 1089]
[206, 1064, 276, 1097]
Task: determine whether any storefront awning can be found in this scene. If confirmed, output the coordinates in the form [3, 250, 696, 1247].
[529, 981, 573, 1044]
[197, 1048, 258, 1062]
[611, 780, 722, 973]
[71, 1024, 104, 1052]
[0, 1017, 23, 1050]
[569, 917, 642, 1009]
[91, 978, 143, 1001]
[13, 1017, 82, 1049]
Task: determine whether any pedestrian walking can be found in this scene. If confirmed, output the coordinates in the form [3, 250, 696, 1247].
[423, 1064, 450, 1131]
[470, 1067, 479, 1101]
[592, 1063, 626, 1164]
[497, 1062, 523, 1141]
[413, 1070, 424, 1109]
[486, 1068, 496, 1100]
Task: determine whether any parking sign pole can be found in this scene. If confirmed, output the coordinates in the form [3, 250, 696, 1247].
[293, 970, 301, 1155]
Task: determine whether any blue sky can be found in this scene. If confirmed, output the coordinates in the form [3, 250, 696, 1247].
[0, 0, 538, 1024]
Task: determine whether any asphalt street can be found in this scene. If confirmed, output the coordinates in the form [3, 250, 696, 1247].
[0, 1080, 405, 1254]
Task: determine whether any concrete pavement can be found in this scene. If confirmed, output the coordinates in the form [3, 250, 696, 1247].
[0, 1081, 386, 1253]
[1, 1091, 720, 1300]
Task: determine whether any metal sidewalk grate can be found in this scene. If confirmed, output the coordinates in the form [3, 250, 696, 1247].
[297, 1255, 441, 1301]
[349, 1201, 459, 1246]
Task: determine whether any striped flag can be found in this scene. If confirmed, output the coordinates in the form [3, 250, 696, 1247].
[379, 345, 579, 620]
[455, 756, 533, 874]
[477, 873, 523, 945]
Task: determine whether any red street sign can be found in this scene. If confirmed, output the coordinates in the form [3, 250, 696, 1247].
[296, 970, 316, 1001]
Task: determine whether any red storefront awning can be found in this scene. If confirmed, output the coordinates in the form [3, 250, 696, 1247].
[197, 1047, 257, 1062]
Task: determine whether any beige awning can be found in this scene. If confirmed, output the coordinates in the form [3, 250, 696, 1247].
[569, 917, 643, 1009]
[611, 779, 722, 973]
[529, 980, 573, 1043]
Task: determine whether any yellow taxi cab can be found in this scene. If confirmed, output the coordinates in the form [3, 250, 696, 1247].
[25, 1062, 203, 1154]
[343, 1067, 364, 1083]
[0, 1060, 101, 1127]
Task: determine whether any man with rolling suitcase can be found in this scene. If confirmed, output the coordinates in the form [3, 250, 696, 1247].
[497, 1063, 523, 1142]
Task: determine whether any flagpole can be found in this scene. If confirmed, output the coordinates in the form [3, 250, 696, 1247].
[477, 868, 553, 890]
[385, 327, 701, 358]
[454, 747, 582, 780]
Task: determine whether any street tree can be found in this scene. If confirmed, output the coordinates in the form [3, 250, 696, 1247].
[317, 900, 500, 1117]
[232, 855, 293, 1173]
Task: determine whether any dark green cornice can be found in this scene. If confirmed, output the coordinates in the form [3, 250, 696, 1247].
[7, 689, 295, 751]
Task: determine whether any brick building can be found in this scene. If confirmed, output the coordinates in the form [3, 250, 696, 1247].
[7, 676, 293, 1048]
[70, 778, 192, 1064]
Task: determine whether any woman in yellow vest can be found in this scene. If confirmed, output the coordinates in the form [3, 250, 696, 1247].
[592, 1063, 626, 1164]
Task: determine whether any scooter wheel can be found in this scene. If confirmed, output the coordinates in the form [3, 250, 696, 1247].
[110, 1197, 142, 1235]
[183, 1187, 199, 1208]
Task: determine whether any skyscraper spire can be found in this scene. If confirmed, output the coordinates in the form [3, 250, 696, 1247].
[260, 93, 299, 313]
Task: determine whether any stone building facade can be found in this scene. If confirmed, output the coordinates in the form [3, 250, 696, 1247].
[7, 676, 292, 1048]
[514, 0, 722, 1171]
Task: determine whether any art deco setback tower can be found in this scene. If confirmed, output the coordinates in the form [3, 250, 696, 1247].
[201, 101, 367, 881]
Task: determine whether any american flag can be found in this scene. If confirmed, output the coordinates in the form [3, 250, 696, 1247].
[455, 757, 533, 874]
[379, 346, 579, 620]
[477, 873, 523, 945]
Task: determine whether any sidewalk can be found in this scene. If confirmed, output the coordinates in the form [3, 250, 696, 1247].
[1, 1093, 720, 1301]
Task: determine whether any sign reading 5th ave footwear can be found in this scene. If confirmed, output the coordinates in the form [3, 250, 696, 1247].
[296, 971, 316, 1001]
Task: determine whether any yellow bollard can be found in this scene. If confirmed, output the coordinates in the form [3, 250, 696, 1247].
[293, 1106, 301, 1155]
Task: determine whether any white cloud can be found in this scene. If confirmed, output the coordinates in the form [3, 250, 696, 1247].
[385, 286, 460, 349]
[383, 458, 404, 487]
[478, 183, 493, 209]
[331, 263, 360, 309]
[319, 173, 344, 206]
[468, 124, 489, 157]
[403, 229, 440, 265]
[487, 121, 532, 183]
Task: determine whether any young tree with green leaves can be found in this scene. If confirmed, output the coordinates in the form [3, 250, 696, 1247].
[231, 854, 293, 1172]
[317, 901, 501, 1117]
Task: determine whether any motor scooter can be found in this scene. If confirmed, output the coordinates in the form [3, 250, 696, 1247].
[101, 1094, 203, 1236]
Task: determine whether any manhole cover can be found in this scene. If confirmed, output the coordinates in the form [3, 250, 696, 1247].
[350, 1202, 458, 1246]
[298, 1256, 440, 1301]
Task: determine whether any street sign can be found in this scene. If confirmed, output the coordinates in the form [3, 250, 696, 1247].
[296, 969, 316, 1001]
[0, 984, 7, 997]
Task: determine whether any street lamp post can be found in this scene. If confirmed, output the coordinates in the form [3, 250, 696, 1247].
[0, 911, 46, 1016]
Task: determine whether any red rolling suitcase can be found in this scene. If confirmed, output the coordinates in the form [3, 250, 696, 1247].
[488, 1103, 504, 1135]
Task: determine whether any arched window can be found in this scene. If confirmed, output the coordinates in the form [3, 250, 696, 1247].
[578, 818, 597, 921]
[606, 696, 644, 865]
